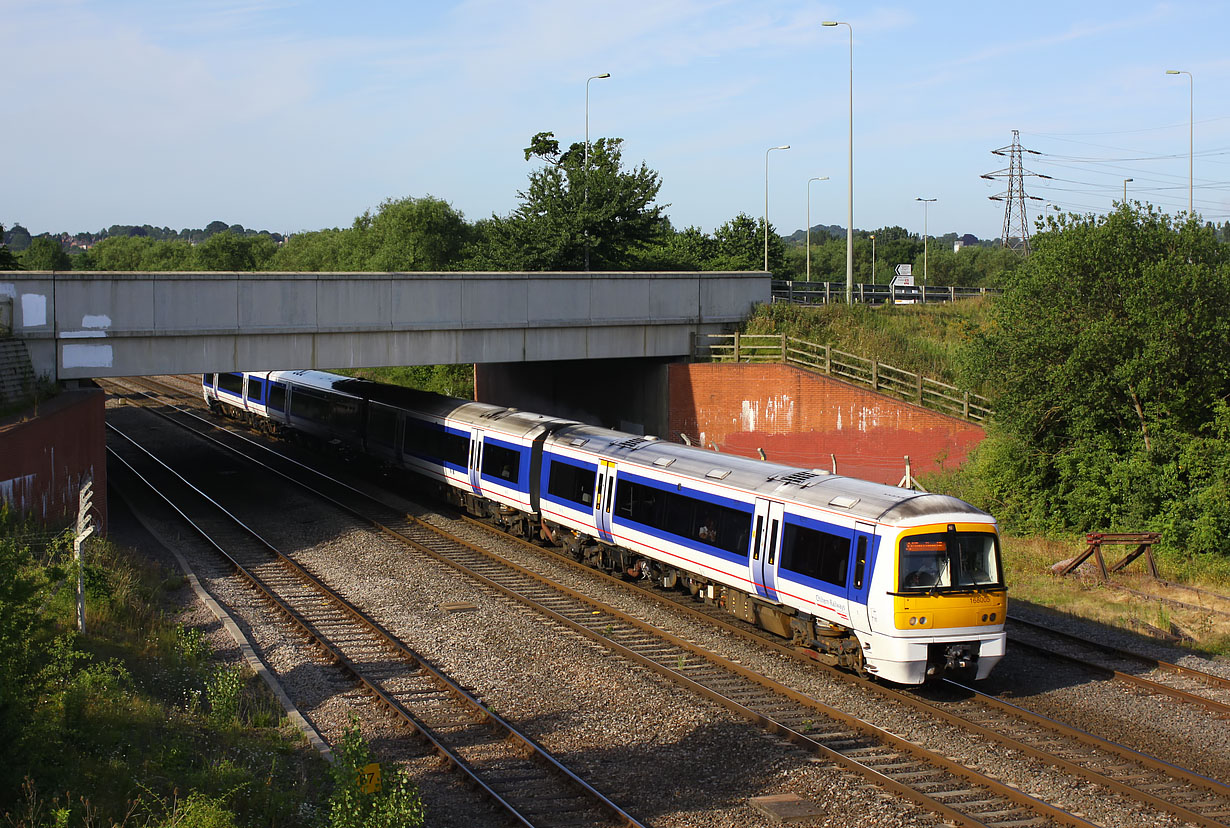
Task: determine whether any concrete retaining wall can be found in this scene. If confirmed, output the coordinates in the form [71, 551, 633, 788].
[668, 363, 985, 486]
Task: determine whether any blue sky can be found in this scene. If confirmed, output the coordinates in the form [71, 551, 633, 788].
[4, 0, 1228, 243]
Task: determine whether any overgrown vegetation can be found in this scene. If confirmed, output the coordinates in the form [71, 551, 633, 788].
[0, 507, 346, 827]
[335, 365, 474, 399]
[741, 299, 993, 390]
[942, 205, 1230, 566]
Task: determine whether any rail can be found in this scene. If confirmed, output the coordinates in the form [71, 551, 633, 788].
[694, 332, 991, 423]
[771, 280, 999, 306]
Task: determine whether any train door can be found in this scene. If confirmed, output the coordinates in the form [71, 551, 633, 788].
[750, 498, 785, 601]
[850, 522, 876, 630]
[593, 460, 616, 543]
[467, 429, 485, 495]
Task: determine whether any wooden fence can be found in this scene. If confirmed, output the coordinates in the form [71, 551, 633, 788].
[693, 332, 992, 423]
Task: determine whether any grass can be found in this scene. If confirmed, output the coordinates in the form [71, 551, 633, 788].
[1001, 533, 1230, 656]
[0, 514, 332, 827]
[740, 300, 992, 391]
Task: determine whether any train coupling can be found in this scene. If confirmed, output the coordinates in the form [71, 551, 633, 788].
[927, 643, 978, 677]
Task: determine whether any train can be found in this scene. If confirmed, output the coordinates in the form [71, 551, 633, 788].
[202, 369, 1007, 685]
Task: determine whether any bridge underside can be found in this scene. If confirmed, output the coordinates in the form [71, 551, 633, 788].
[475, 357, 674, 437]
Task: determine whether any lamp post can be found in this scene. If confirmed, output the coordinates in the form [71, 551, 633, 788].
[915, 197, 936, 286]
[870, 233, 876, 284]
[823, 20, 853, 303]
[764, 145, 790, 272]
[1166, 69, 1193, 215]
[584, 72, 611, 271]
[1123, 178, 1133, 203]
[806, 176, 829, 281]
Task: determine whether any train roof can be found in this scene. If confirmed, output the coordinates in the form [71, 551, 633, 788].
[271, 370, 578, 440]
[546, 424, 990, 527]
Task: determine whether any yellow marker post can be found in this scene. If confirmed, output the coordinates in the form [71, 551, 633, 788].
[358, 762, 382, 794]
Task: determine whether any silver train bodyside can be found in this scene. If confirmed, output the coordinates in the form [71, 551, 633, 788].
[203, 370, 1008, 685]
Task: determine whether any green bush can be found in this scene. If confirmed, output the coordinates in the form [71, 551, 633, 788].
[327, 717, 425, 828]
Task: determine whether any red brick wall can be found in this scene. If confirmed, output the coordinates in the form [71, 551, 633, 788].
[0, 387, 107, 530]
[669, 363, 984, 486]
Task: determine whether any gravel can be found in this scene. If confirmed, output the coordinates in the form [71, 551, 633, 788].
[107, 383, 1230, 827]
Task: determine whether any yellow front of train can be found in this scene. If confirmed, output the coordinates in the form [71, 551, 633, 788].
[863, 521, 1007, 684]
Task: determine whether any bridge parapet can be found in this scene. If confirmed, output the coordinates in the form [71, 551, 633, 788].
[0, 271, 768, 380]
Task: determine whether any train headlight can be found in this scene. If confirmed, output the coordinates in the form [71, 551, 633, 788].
[990, 612, 997, 622]
[982, 614, 988, 622]
[909, 617, 917, 626]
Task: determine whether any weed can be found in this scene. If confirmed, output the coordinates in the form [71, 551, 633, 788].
[326, 716, 425, 828]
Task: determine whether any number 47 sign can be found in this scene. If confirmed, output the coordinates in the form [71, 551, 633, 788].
[358, 763, 382, 794]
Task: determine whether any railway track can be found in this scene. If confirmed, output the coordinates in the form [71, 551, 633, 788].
[1006, 615, 1230, 715]
[109, 376, 1230, 827]
[105, 413, 644, 828]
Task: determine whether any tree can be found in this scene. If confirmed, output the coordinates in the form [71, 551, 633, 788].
[193, 231, 276, 271]
[959, 204, 1230, 553]
[478, 132, 666, 270]
[349, 196, 471, 271]
[267, 228, 353, 272]
[0, 225, 18, 270]
[709, 213, 786, 273]
[4, 224, 32, 253]
[20, 237, 72, 271]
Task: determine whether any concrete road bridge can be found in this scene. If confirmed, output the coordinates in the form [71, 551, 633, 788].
[0, 270, 768, 381]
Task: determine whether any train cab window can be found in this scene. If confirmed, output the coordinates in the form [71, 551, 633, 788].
[898, 530, 1000, 591]
[546, 458, 595, 506]
[482, 441, 521, 482]
[202, 374, 212, 387]
[218, 372, 244, 395]
[780, 523, 850, 588]
[246, 378, 262, 403]
[267, 382, 286, 412]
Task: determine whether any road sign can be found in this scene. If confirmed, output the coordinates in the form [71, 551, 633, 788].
[894, 263, 912, 277]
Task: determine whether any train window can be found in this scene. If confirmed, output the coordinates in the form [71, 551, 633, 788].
[482, 441, 521, 482]
[367, 404, 398, 449]
[614, 478, 750, 558]
[246, 378, 262, 403]
[201, 374, 211, 386]
[218, 372, 244, 395]
[853, 537, 868, 590]
[547, 458, 595, 506]
[780, 523, 850, 588]
[267, 382, 286, 412]
[403, 420, 469, 468]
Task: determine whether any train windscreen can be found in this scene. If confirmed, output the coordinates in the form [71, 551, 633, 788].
[898, 530, 1000, 591]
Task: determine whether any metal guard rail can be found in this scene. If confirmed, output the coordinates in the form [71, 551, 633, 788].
[770, 280, 999, 305]
[694, 332, 991, 423]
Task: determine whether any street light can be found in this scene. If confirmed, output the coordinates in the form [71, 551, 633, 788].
[764, 145, 790, 272]
[806, 176, 830, 281]
[915, 197, 936, 286]
[1123, 178, 1133, 202]
[1166, 69, 1193, 215]
[870, 233, 876, 284]
[584, 72, 611, 271]
[823, 20, 853, 303]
